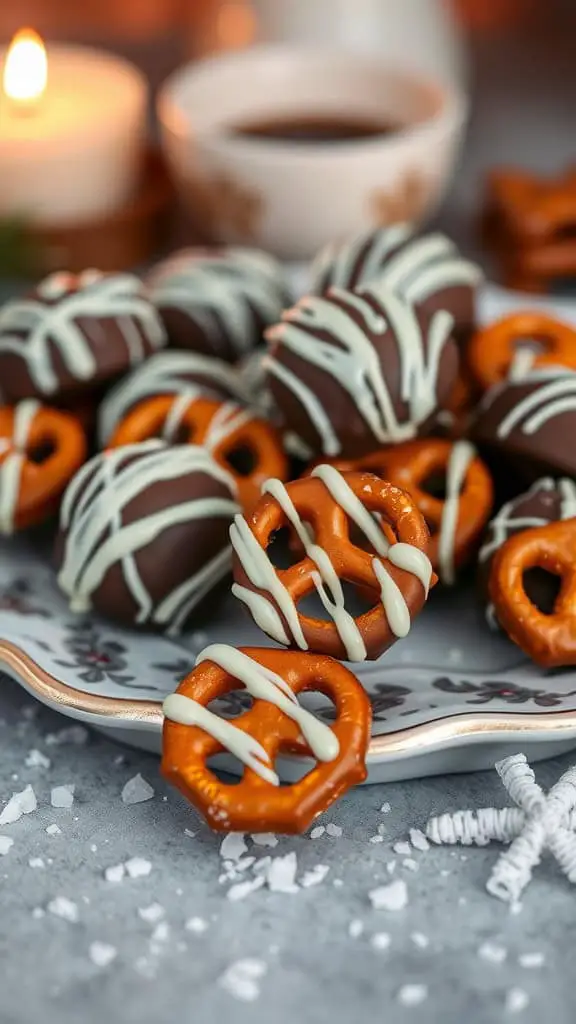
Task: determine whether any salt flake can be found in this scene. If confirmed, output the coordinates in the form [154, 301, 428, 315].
[220, 833, 247, 862]
[251, 833, 278, 848]
[46, 823, 61, 836]
[409, 829, 430, 852]
[348, 919, 364, 939]
[185, 917, 208, 934]
[309, 826, 325, 839]
[266, 852, 299, 893]
[121, 774, 155, 805]
[397, 984, 428, 1007]
[47, 896, 79, 923]
[369, 880, 408, 911]
[89, 942, 117, 968]
[380, 802, 391, 814]
[25, 749, 51, 769]
[125, 857, 152, 879]
[0, 836, 14, 855]
[371, 932, 391, 951]
[219, 958, 267, 1002]
[411, 932, 429, 949]
[0, 784, 37, 825]
[138, 903, 165, 923]
[227, 876, 266, 901]
[51, 784, 75, 809]
[505, 988, 530, 1014]
[403, 858, 419, 872]
[519, 952, 545, 969]
[301, 864, 330, 888]
[29, 857, 45, 868]
[105, 864, 125, 883]
[478, 941, 507, 965]
[392, 841, 411, 856]
[326, 823, 342, 837]
[45, 725, 88, 747]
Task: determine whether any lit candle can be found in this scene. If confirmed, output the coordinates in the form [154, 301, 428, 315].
[0, 30, 148, 226]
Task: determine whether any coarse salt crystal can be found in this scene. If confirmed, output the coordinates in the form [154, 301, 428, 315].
[89, 942, 117, 968]
[0, 836, 14, 855]
[409, 829, 430, 852]
[301, 864, 330, 888]
[0, 784, 37, 825]
[105, 863, 125, 883]
[411, 932, 430, 949]
[121, 774, 155, 805]
[392, 841, 411, 856]
[46, 823, 61, 836]
[348, 919, 364, 939]
[185, 917, 208, 934]
[325, 823, 342, 837]
[518, 952, 545, 969]
[380, 802, 391, 814]
[397, 984, 428, 1007]
[251, 833, 278, 848]
[45, 725, 88, 747]
[220, 833, 247, 862]
[47, 896, 79, 923]
[266, 852, 299, 894]
[386, 861, 397, 875]
[29, 856, 45, 868]
[184, 828, 196, 838]
[219, 959, 267, 1002]
[505, 988, 530, 1014]
[309, 826, 325, 839]
[151, 922, 170, 944]
[478, 941, 507, 965]
[403, 858, 419, 872]
[51, 784, 75, 809]
[125, 857, 152, 879]
[371, 932, 391, 951]
[25, 749, 50, 769]
[227, 876, 266, 902]
[369, 835, 385, 844]
[138, 903, 165, 923]
[369, 880, 408, 912]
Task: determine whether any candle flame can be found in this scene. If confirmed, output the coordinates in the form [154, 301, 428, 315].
[3, 29, 47, 102]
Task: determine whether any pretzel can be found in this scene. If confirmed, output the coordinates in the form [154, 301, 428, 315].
[108, 394, 288, 513]
[162, 644, 371, 833]
[231, 466, 434, 661]
[468, 313, 576, 393]
[0, 401, 86, 534]
[489, 519, 576, 667]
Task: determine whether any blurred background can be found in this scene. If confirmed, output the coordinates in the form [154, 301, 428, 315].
[0, 0, 574, 258]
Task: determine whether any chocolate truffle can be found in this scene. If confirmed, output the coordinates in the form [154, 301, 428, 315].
[97, 350, 251, 447]
[478, 477, 576, 628]
[310, 224, 482, 344]
[147, 247, 288, 362]
[55, 441, 240, 633]
[473, 367, 576, 480]
[265, 286, 458, 458]
[0, 270, 166, 404]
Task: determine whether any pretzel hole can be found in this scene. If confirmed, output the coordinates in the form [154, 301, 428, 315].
[522, 567, 562, 615]
[274, 745, 316, 784]
[553, 222, 576, 242]
[224, 443, 257, 477]
[208, 690, 254, 719]
[297, 581, 375, 619]
[205, 752, 244, 783]
[27, 437, 56, 464]
[267, 526, 308, 569]
[163, 422, 194, 444]
[420, 470, 449, 500]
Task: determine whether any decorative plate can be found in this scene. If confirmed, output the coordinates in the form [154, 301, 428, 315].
[3, 282, 576, 784]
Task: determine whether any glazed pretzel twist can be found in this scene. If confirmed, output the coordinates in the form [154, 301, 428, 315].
[231, 467, 434, 662]
[489, 520, 576, 667]
[108, 394, 288, 513]
[468, 313, 576, 393]
[162, 645, 371, 833]
[0, 401, 86, 533]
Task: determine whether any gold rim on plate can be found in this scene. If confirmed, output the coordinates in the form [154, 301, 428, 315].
[2, 639, 576, 762]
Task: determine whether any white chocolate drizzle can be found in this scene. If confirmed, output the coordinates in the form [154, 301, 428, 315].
[98, 351, 250, 447]
[163, 644, 339, 784]
[266, 287, 454, 455]
[436, 441, 477, 586]
[479, 367, 576, 439]
[148, 247, 286, 357]
[57, 442, 239, 633]
[0, 399, 40, 535]
[479, 477, 576, 565]
[0, 272, 166, 396]
[311, 225, 482, 302]
[230, 467, 432, 660]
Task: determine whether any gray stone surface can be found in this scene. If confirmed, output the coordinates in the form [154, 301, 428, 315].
[2, 676, 575, 1024]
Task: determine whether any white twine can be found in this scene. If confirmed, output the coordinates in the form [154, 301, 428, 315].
[425, 754, 576, 903]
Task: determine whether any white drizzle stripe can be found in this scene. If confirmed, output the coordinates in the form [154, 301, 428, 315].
[148, 248, 286, 356]
[98, 351, 249, 447]
[485, 369, 576, 439]
[479, 477, 576, 564]
[0, 399, 40, 535]
[203, 403, 256, 452]
[162, 394, 196, 442]
[310, 226, 482, 300]
[0, 274, 165, 396]
[231, 467, 432, 659]
[162, 692, 279, 786]
[264, 355, 341, 456]
[57, 443, 239, 628]
[437, 441, 477, 586]
[266, 288, 454, 449]
[197, 644, 339, 762]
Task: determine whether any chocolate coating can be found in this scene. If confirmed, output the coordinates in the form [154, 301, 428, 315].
[310, 224, 482, 345]
[55, 442, 239, 632]
[265, 286, 458, 459]
[147, 247, 289, 363]
[473, 367, 576, 480]
[0, 270, 166, 403]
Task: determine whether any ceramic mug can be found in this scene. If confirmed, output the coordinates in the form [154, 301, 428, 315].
[158, 45, 468, 260]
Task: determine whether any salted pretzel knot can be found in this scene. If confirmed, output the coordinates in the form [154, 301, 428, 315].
[107, 394, 288, 513]
[231, 467, 434, 662]
[489, 520, 576, 668]
[468, 313, 576, 392]
[161, 644, 371, 833]
[0, 402, 86, 534]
